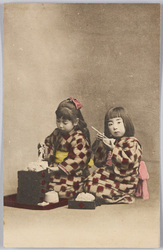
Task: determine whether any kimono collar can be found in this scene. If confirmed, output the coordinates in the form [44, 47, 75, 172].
[60, 126, 80, 139]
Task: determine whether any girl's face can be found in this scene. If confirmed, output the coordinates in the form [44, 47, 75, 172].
[108, 117, 125, 138]
[56, 117, 77, 134]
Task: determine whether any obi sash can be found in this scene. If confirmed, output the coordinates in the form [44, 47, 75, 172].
[55, 150, 94, 167]
[55, 151, 68, 163]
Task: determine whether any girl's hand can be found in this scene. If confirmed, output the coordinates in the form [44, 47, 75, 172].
[103, 138, 115, 150]
[96, 132, 115, 149]
[96, 132, 104, 140]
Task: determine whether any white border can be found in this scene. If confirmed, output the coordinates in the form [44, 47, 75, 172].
[0, 1, 162, 250]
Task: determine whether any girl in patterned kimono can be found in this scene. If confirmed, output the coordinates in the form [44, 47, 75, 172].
[43, 98, 92, 199]
[84, 106, 142, 204]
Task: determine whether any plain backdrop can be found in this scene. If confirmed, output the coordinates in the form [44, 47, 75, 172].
[3, 3, 160, 195]
[1, 2, 162, 249]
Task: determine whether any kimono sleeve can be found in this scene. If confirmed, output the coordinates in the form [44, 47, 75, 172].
[58, 135, 91, 175]
[111, 137, 142, 177]
[92, 140, 108, 168]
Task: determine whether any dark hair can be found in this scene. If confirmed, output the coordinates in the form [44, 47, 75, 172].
[55, 98, 91, 144]
[104, 106, 135, 138]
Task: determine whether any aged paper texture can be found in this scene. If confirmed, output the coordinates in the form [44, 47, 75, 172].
[3, 3, 160, 248]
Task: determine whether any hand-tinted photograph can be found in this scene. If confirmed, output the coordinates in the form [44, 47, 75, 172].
[3, 3, 160, 248]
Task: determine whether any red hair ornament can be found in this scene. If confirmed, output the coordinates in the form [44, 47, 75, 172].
[69, 97, 83, 109]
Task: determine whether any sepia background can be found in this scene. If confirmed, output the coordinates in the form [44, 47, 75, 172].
[3, 3, 160, 248]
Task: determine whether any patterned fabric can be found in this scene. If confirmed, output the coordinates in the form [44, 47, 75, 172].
[44, 127, 91, 199]
[84, 137, 142, 204]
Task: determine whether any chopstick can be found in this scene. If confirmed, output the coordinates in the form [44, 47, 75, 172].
[91, 126, 107, 138]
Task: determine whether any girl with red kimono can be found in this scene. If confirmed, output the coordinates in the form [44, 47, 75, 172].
[84, 106, 142, 204]
[43, 98, 92, 199]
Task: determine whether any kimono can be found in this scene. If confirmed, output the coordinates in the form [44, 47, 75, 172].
[84, 136, 142, 204]
[44, 127, 91, 199]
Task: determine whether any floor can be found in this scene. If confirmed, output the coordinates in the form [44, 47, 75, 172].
[3, 162, 160, 248]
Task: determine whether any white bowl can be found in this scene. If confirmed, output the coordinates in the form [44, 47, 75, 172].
[45, 191, 59, 203]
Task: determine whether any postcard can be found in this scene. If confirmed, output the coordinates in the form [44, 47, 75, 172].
[3, 3, 160, 248]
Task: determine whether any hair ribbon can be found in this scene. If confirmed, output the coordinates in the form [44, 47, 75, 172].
[69, 97, 83, 109]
